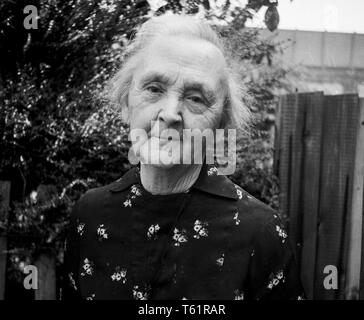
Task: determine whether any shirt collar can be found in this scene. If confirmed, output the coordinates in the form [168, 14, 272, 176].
[108, 164, 238, 200]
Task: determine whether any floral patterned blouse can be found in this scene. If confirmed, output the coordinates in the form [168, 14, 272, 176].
[62, 164, 305, 300]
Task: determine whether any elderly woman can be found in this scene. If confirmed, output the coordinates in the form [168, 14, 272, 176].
[63, 13, 304, 300]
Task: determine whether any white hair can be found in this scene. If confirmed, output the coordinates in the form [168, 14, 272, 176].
[105, 13, 251, 132]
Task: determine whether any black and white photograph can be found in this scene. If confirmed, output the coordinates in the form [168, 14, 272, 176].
[0, 0, 364, 308]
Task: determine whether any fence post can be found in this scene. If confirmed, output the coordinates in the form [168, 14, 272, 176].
[0, 181, 11, 300]
[346, 98, 364, 299]
[34, 253, 56, 300]
[300, 92, 324, 300]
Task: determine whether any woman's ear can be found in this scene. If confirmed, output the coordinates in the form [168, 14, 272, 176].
[219, 96, 231, 130]
[121, 96, 130, 123]
[119, 78, 133, 124]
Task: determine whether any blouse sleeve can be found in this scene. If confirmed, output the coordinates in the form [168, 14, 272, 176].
[61, 199, 82, 300]
[246, 214, 306, 300]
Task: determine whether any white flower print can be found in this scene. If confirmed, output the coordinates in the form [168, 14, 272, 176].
[275, 225, 288, 243]
[86, 293, 95, 300]
[111, 266, 127, 284]
[297, 295, 305, 300]
[216, 253, 225, 267]
[267, 270, 285, 289]
[234, 289, 244, 300]
[123, 199, 131, 207]
[250, 249, 255, 257]
[233, 212, 240, 225]
[81, 258, 94, 277]
[77, 222, 85, 236]
[235, 185, 243, 200]
[133, 285, 148, 300]
[131, 184, 142, 197]
[193, 220, 208, 239]
[97, 224, 108, 241]
[173, 227, 188, 246]
[123, 184, 142, 207]
[147, 224, 160, 239]
[207, 166, 218, 176]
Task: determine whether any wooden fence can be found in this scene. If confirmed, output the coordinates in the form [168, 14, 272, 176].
[0, 181, 57, 300]
[274, 92, 364, 300]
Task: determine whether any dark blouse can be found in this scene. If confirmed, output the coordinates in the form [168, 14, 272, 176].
[62, 164, 305, 300]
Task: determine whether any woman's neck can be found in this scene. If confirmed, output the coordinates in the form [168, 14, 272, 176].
[140, 164, 203, 195]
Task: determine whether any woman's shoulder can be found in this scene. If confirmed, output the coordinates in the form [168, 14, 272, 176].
[70, 184, 114, 220]
[192, 166, 279, 229]
[230, 184, 290, 259]
[71, 169, 138, 220]
[232, 183, 279, 230]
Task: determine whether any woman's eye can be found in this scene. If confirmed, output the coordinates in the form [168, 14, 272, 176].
[145, 85, 163, 94]
[187, 95, 205, 105]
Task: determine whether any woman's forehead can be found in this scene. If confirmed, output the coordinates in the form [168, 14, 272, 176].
[134, 35, 228, 89]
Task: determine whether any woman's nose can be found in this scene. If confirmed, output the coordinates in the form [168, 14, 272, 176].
[157, 96, 182, 127]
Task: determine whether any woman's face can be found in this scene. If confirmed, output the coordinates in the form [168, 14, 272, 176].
[127, 35, 228, 167]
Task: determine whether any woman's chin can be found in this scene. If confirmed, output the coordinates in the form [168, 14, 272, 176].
[139, 149, 181, 169]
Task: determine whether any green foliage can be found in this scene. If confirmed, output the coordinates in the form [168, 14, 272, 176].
[0, 0, 286, 288]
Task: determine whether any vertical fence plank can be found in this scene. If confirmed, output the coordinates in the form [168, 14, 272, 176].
[277, 94, 299, 224]
[351, 98, 364, 299]
[314, 95, 359, 299]
[337, 95, 359, 299]
[34, 254, 56, 300]
[0, 181, 11, 300]
[286, 93, 305, 250]
[300, 92, 324, 300]
[314, 95, 342, 300]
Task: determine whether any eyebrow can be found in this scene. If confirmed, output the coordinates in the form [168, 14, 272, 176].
[140, 72, 217, 104]
[140, 72, 174, 87]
